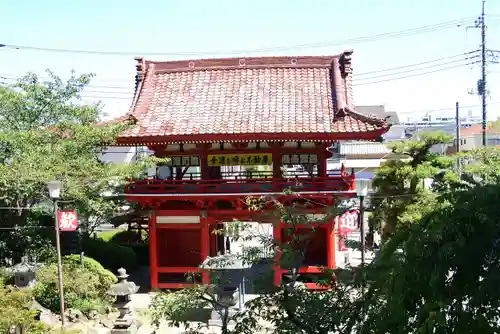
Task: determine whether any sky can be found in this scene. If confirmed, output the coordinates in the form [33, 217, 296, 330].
[0, 0, 499, 122]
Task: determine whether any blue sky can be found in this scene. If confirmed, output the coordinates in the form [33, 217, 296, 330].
[1, 0, 499, 122]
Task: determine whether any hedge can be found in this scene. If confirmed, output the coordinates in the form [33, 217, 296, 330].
[82, 237, 137, 272]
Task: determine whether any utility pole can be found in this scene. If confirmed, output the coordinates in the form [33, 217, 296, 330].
[456, 102, 461, 154]
[480, 0, 487, 147]
[467, 0, 488, 146]
[456, 102, 462, 174]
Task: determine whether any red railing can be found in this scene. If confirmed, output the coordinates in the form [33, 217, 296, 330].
[125, 169, 354, 195]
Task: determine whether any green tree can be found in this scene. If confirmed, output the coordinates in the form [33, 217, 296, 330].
[356, 181, 500, 333]
[0, 283, 46, 333]
[370, 131, 456, 240]
[0, 71, 154, 262]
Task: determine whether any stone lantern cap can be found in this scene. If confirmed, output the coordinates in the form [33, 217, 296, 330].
[106, 268, 139, 296]
[9, 256, 42, 274]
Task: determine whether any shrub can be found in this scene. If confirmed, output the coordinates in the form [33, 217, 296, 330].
[82, 237, 137, 272]
[0, 267, 14, 285]
[98, 229, 125, 242]
[127, 243, 150, 266]
[33, 261, 113, 315]
[0, 283, 46, 333]
[109, 230, 148, 244]
[63, 255, 117, 292]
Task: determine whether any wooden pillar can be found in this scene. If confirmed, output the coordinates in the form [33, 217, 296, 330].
[319, 150, 328, 178]
[200, 155, 210, 180]
[149, 214, 158, 290]
[326, 219, 336, 269]
[201, 217, 210, 284]
[273, 220, 283, 287]
[271, 144, 282, 192]
[272, 154, 281, 178]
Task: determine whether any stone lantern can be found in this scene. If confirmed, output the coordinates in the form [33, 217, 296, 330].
[106, 268, 139, 334]
[10, 256, 42, 288]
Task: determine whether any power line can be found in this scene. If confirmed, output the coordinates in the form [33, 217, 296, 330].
[397, 101, 500, 114]
[353, 62, 478, 86]
[355, 58, 477, 82]
[0, 51, 479, 86]
[356, 50, 479, 77]
[0, 57, 481, 95]
[0, 17, 474, 57]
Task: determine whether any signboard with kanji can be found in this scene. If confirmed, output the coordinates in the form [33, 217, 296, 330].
[207, 153, 273, 166]
[57, 210, 78, 232]
[165, 156, 201, 167]
[335, 210, 359, 251]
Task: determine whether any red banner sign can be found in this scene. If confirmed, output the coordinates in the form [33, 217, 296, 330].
[335, 210, 359, 251]
[57, 210, 78, 232]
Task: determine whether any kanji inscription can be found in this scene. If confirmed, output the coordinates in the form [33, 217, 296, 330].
[57, 210, 78, 232]
[207, 153, 273, 166]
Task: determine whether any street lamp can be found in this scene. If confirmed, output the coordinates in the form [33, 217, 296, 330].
[355, 178, 370, 268]
[47, 180, 66, 327]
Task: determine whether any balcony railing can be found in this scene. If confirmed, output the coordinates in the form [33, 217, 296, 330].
[125, 169, 354, 195]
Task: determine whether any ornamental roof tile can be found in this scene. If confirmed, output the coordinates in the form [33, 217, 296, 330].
[116, 51, 389, 144]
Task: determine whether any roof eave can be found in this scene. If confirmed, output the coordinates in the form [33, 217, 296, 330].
[114, 128, 390, 146]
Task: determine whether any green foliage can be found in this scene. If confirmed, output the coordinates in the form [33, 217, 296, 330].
[150, 289, 210, 330]
[99, 228, 148, 244]
[33, 261, 113, 315]
[234, 286, 355, 334]
[370, 131, 455, 239]
[63, 254, 117, 288]
[98, 229, 126, 242]
[0, 71, 156, 264]
[82, 237, 137, 272]
[356, 182, 500, 333]
[0, 284, 46, 333]
[0, 267, 14, 285]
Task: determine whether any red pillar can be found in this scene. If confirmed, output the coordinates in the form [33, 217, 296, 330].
[273, 220, 283, 287]
[149, 214, 158, 289]
[271, 145, 282, 192]
[201, 217, 210, 284]
[318, 148, 328, 177]
[326, 219, 336, 269]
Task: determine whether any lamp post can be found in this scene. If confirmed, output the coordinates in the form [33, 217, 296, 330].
[47, 180, 65, 327]
[354, 178, 370, 269]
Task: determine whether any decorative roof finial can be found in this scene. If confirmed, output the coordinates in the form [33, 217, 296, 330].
[339, 50, 353, 78]
[134, 57, 145, 91]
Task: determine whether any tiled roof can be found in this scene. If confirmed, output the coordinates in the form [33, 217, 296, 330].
[460, 123, 500, 136]
[116, 51, 389, 144]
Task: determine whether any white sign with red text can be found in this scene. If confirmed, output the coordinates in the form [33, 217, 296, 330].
[336, 210, 359, 251]
[57, 210, 78, 232]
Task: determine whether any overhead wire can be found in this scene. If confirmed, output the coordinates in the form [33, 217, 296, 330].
[0, 17, 475, 57]
[0, 53, 481, 95]
[353, 61, 479, 86]
[0, 49, 480, 83]
[354, 56, 478, 81]
[355, 50, 480, 77]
